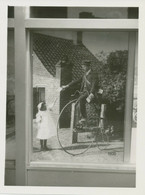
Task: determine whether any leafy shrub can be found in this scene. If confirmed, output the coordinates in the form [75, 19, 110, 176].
[94, 50, 128, 135]
[95, 50, 128, 111]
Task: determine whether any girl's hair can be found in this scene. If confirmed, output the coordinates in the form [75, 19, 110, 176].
[40, 102, 47, 111]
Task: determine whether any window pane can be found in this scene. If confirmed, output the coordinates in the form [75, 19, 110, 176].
[30, 7, 138, 19]
[6, 30, 15, 140]
[5, 30, 16, 185]
[31, 30, 133, 164]
[8, 6, 14, 18]
[130, 35, 138, 163]
[132, 44, 137, 129]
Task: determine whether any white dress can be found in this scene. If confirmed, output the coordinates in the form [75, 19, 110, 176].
[36, 110, 57, 140]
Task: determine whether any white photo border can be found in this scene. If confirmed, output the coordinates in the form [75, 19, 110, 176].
[0, 0, 145, 195]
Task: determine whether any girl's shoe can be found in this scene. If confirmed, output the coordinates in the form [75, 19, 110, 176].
[40, 147, 44, 151]
[43, 146, 49, 151]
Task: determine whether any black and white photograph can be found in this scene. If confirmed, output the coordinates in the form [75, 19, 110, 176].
[31, 30, 135, 163]
[1, 1, 145, 194]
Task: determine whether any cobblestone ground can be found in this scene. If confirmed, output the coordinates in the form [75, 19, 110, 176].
[32, 120, 124, 164]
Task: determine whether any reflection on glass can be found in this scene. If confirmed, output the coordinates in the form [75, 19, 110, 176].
[32, 31, 129, 164]
[5, 29, 15, 178]
[132, 52, 137, 128]
[6, 30, 15, 138]
[30, 7, 138, 19]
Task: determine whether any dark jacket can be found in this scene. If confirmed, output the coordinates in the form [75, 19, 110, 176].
[68, 69, 99, 96]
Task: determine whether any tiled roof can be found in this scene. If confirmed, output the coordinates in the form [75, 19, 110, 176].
[33, 33, 99, 79]
[33, 33, 73, 76]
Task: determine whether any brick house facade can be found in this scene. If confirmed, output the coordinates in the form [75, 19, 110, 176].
[32, 32, 100, 126]
[33, 52, 60, 123]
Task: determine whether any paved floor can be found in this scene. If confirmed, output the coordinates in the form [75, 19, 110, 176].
[5, 123, 124, 164]
[32, 122, 124, 164]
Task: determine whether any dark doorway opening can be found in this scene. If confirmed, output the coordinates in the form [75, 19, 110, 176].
[33, 87, 45, 118]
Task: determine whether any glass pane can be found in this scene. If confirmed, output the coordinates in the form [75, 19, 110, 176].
[32, 30, 131, 164]
[130, 34, 138, 163]
[8, 6, 14, 18]
[132, 45, 137, 129]
[6, 30, 15, 141]
[5, 30, 16, 185]
[30, 7, 138, 19]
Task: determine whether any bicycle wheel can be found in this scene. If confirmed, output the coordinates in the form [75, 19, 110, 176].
[57, 99, 96, 156]
[96, 128, 109, 150]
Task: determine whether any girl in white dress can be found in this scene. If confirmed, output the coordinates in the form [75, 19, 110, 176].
[36, 102, 56, 151]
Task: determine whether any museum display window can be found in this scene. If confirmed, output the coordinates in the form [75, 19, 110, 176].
[6, 6, 138, 186]
[31, 30, 131, 164]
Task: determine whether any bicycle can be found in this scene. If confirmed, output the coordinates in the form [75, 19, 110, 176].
[56, 90, 109, 156]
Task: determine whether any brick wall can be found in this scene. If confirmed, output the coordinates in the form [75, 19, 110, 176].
[33, 52, 60, 123]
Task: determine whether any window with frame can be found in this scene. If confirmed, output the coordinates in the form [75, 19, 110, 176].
[32, 30, 131, 164]
[5, 6, 138, 187]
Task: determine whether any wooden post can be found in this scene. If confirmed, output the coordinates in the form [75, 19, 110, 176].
[71, 103, 78, 143]
[99, 104, 106, 129]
